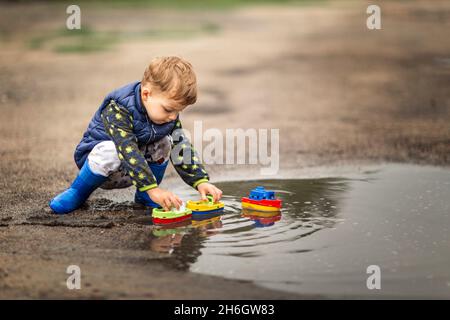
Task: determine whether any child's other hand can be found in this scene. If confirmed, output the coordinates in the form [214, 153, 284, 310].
[197, 182, 223, 203]
[147, 188, 183, 211]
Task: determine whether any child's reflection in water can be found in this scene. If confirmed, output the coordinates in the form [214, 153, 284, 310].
[149, 210, 282, 254]
[150, 232, 185, 254]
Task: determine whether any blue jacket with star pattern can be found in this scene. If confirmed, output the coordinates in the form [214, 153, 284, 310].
[74, 81, 177, 169]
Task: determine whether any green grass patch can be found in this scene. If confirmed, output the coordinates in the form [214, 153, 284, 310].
[27, 23, 220, 53]
[99, 0, 305, 9]
[25, 0, 321, 10]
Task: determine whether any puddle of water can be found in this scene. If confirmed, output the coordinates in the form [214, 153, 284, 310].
[147, 164, 450, 298]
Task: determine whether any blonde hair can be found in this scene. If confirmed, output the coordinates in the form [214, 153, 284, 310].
[142, 56, 197, 106]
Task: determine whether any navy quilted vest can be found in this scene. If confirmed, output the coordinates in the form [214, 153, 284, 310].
[74, 81, 177, 169]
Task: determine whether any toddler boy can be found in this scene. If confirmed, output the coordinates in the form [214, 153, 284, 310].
[50, 56, 222, 214]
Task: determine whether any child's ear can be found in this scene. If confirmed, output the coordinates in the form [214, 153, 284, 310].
[141, 86, 151, 101]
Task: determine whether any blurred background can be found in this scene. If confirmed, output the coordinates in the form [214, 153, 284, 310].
[1, 0, 449, 177]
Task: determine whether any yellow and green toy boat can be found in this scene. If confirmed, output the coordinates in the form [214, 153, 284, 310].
[186, 195, 224, 215]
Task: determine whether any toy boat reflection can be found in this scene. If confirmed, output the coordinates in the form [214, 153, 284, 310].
[242, 208, 282, 227]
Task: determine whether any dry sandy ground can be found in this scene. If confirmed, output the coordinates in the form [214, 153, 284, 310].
[0, 0, 449, 298]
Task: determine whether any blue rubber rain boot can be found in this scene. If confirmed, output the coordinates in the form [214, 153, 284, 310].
[49, 161, 108, 214]
[134, 161, 169, 208]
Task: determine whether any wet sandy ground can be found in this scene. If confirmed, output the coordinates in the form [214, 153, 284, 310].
[0, 0, 450, 298]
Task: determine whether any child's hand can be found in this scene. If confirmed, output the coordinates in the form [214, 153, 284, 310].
[147, 188, 183, 211]
[197, 182, 223, 203]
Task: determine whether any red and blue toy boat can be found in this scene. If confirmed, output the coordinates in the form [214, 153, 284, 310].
[241, 186, 282, 212]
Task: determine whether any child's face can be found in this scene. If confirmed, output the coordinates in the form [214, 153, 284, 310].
[141, 84, 187, 124]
